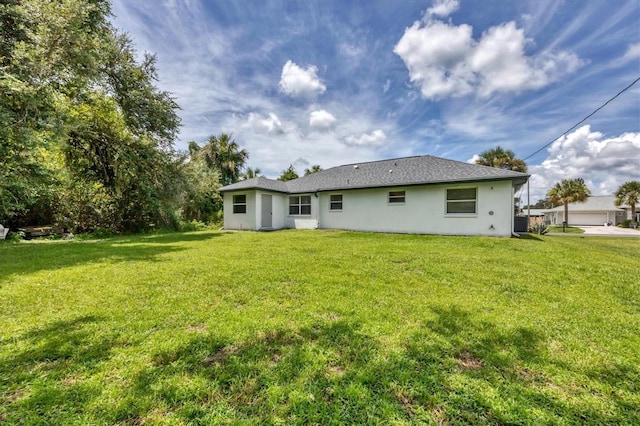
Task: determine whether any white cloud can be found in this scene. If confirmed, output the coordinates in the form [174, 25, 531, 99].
[383, 79, 391, 93]
[309, 109, 337, 130]
[621, 43, 640, 63]
[279, 60, 327, 98]
[248, 112, 284, 134]
[343, 130, 387, 147]
[394, 14, 582, 99]
[528, 126, 640, 200]
[425, 0, 459, 19]
[467, 154, 480, 164]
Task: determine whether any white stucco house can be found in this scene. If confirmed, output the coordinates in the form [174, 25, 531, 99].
[543, 195, 639, 226]
[219, 155, 530, 237]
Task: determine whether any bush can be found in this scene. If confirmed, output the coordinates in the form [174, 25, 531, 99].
[529, 223, 549, 235]
[618, 219, 631, 228]
[179, 220, 207, 232]
[4, 230, 26, 242]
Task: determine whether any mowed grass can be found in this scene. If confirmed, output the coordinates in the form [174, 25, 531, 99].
[0, 230, 638, 425]
[548, 226, 585, 234]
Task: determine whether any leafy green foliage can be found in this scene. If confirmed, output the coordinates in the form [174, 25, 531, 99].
[524, 199, 552, 209]
[0, 0, 188, 232]
[179, 156, 222, 223]
[614, 181, 640, 227]
[618, 219, 632, 228]
[304, 164, 322, 175]
[546, 178, 591, 227]
[474, 146, 527, 173]
[278, 164, 299, 181]
[195, 133, 248, 186]
[0, 230, 638, 423]
[241, 167, 262, 180]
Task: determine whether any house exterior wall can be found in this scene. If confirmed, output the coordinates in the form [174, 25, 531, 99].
[224, 191, 288, 230]
[284, 193, 319, 229]
[223, 191, 256, 230]
[254, 191, 287, 230]
[317, 180, 514, 236]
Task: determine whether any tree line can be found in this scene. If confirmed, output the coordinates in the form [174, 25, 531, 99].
[0, 1, 254, 233]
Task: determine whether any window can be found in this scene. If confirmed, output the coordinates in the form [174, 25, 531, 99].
[330, 194, 343, 211]
[446, 188, 477, 214]
[289, 195, 311, 215]
[232, 194, 247, 214]
[388, 191, 405, 204]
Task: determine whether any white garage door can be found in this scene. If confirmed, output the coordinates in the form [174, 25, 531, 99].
[570, 212, 608, 226]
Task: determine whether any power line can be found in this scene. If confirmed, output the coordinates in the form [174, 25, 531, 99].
[522, 76, 640, 161]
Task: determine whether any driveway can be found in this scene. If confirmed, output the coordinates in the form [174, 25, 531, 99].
[578, 226, 640, 237]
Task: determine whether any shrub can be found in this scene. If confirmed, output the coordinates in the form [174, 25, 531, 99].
[4, 230, 26, 242]
[618, 219, 631, 228]
[179, 220, 207, 232]
[529, 223, 549, 235]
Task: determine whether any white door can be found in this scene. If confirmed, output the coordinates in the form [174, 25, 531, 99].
[261, 194, 272, 228]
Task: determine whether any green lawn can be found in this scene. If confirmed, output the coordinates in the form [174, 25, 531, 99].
[548, 226, 585, 234]
[1, 230, 638, 425]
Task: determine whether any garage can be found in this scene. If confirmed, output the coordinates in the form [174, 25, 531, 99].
[543, 196, 630, 226]
[568, 212, 608, 226]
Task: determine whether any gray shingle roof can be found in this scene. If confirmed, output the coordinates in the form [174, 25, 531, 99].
[219, 176, 289, 193]
[219, 155, 529, 193]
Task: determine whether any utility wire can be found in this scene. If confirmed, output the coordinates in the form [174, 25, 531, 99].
[522, 76, 640, 161]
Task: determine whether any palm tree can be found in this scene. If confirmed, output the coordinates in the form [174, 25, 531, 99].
[475, 146, 527, 173]
[241, 167, 262, 180]
[278, 165, 299, 181]
[199, 134, 248, 185]
[614, 181, 640, 227]
[187, 141, 201, 159]
[546, 178, 591, 228]
[304, 165, 322, 176]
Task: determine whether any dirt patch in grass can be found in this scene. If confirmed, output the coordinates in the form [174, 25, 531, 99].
[395, 390, 417, 416]
[185, 324, 207, 333]
[204, 344, 238, 366]
[326, 365, 346, 378]
[455, 351, 483, 370]
[431, 405, 449, 425]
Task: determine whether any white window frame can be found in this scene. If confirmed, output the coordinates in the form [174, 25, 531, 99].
[445, 187, 477, 215]
[289, 195, 312, 216]
[329, 194, 343, 211]
[232, 194, 247, 214]
[388, 190, 406, 204]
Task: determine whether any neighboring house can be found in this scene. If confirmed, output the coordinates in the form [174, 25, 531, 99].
[543, 195, 639, 226]
[219, 155, 529, 237]
[520, 209, 546, 226]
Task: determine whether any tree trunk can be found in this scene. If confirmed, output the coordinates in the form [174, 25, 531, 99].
[564, 203, 569, 227]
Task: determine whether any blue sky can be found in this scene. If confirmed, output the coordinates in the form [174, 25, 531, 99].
[110, 0, 640, 201]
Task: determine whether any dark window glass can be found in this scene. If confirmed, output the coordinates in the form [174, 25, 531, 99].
[447, 188, 476, 201]
[232, 194, 247, 214]
[330, 194, 343, 210]
[388, 191, 406, 203]
[289, 195, 311, 215]
[446, 188, 477, 214]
